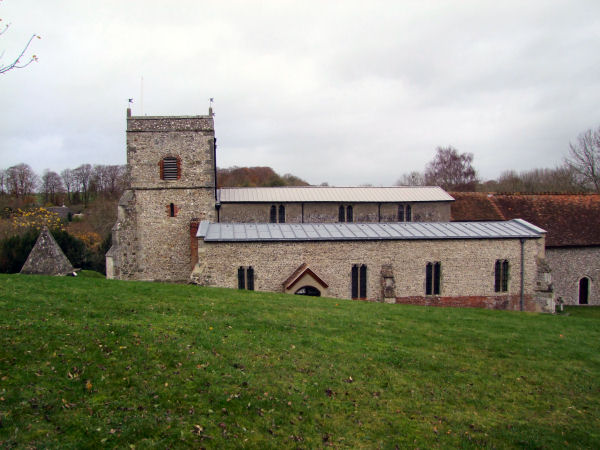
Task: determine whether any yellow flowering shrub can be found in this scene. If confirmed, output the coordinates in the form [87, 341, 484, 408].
[70, 230, 102, 249]
[11, 207, 65, 232]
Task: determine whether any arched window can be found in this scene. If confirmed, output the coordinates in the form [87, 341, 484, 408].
[398, 205, 404, 222]
[579, 277, 590, 305]
[426, 262, 441, 295]
[406, 204, 412, 222]
[237, 266, 254, 290]
[160, 156, 180, 180]
[339, 205, 345, 222]
[169, 203, 175, 218]
[270, 205, 277, 223]
[494, 260, 509, 292]
[351, 264, 367, 299]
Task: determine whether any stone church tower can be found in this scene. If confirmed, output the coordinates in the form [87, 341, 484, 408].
[106, 109, 217, 281]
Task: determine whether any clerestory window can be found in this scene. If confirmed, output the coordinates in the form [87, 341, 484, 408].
[339, 205, 353, 223]
[270, 205, 285, 223]
[398, 204, 412, 222]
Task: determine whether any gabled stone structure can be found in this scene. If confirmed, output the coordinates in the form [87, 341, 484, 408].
[20, 227, 74, 276]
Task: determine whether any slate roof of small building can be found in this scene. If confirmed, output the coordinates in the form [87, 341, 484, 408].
[197, 219, 544, 242]
[217, 186, 454, 203]
[46, 206, 72, 220]
[450, 193, 600, 247]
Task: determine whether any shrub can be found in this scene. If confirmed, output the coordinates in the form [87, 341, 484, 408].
[0, 229, 39, 273]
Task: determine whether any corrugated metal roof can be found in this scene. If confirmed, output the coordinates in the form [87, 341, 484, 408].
[217, 186, 454, 203]
[198, 219, 545, 242]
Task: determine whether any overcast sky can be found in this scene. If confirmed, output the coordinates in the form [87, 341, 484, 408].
[1, 1, 599, 186]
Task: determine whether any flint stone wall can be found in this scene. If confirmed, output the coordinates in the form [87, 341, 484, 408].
[546, 247, 600, 305]
[193, 236, 546, 311]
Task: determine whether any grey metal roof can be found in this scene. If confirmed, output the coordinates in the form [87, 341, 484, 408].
[217, 186, 454, 203]
[198, 219, 545, 242]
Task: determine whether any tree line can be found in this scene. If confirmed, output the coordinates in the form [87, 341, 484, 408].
[397, 125, 600, 193]
[0, 163, 128, 206]
[1, 125, 598, 204]
[0, 164, 311, 208]
[217, 166, 309, 188]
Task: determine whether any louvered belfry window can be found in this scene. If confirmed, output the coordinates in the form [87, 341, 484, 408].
[161, 157, 180, 180]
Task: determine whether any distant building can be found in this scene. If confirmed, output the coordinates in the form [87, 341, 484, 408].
[46, 206, 72, 221]
[106, 110, 555, 312]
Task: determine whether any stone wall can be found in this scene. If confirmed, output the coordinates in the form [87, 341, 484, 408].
[106, 190, 138, 279]
[218, 201, 451, 223]
[192, 236, 547, 311]
[546, 247, 600, 305]
[131, 189, 215, 281]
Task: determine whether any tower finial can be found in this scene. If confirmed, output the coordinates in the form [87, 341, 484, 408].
[209, 97, 214, 117]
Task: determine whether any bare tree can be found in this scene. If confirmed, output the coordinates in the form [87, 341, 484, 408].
[566, 126, 600, 192]
[0, 168, 6, 195]
[73, 164, 93, 207]
[488, 166, 582, 193]
[424, 146, 478, 191]
[61, 168, 75, 203]
[91, 164, 128, 198]
[41, 170, 65, 204]
[5, 163, 39, 197]
[395, 171, 425, 186]
[0, 20, 40, 75]
[105, 164, 128, 197]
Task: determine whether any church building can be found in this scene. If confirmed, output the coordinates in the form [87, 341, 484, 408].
[106, 110, 554, 312]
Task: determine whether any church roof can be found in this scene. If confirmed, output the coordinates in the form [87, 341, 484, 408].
[197, 219, 544, 242]
[217, 186, 454, 203]
[450, 193, 600, 247]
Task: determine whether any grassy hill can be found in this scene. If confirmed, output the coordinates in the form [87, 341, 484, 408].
[1, 273, 599, 448]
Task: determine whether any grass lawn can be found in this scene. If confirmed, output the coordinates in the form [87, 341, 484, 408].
[1, 273, 599, 448]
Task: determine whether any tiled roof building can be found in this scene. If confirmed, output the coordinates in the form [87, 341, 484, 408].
[451, 192, 600, 305]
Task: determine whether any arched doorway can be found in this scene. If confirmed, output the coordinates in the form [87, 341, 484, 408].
[295, 286, 321, 297]
[579, 277, 590, 305]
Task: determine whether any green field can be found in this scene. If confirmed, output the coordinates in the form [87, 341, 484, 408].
[1, 273, 599, 448]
